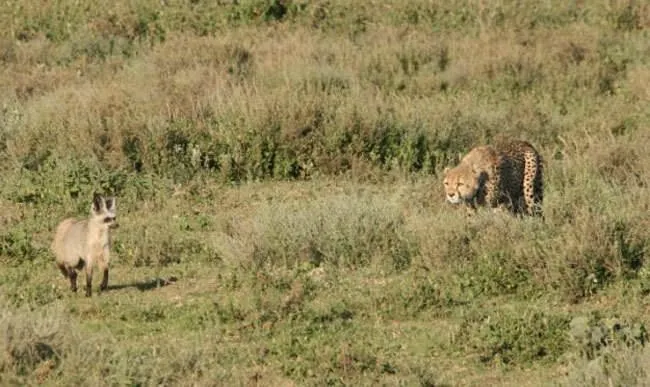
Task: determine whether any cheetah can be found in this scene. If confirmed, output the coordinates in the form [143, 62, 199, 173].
[442, 139, 543, 216]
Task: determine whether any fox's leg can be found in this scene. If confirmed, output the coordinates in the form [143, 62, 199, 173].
[98, 252, 109, 292]
[57, 262, 69, 278]
[84, 257, 94, 297]
[69, 269, 78, 292]
[99, 268, 109, 292]
[57, 262, 78, 292]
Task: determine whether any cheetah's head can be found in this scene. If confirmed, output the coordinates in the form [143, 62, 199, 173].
[442, 164, 483, 205]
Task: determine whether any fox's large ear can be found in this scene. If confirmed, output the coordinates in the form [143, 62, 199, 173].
[105, 196, 116, 212]
[92, 193, 103, 214]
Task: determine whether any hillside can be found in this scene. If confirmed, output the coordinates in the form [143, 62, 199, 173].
[1, 1, 650, 385]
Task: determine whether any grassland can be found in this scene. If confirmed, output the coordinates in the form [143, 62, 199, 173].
[1, 0, 650, 385]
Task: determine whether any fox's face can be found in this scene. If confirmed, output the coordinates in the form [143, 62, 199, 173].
[91, 194, 117, 228]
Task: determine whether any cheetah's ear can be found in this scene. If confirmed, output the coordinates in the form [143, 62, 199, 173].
[443, 167, 450, 174]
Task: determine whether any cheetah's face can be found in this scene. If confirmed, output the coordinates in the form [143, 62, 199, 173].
[443, 166, 480, 204]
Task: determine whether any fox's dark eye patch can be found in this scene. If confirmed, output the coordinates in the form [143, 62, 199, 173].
[103, 216, 116, 223]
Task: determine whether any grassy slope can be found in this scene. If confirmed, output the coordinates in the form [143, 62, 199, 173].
[1, 0, 650, 385]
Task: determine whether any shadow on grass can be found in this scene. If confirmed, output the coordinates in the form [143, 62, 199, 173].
[105, 276, 178, 292]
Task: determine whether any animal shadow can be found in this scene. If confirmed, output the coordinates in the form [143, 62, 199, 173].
[105, 276, 178, 292]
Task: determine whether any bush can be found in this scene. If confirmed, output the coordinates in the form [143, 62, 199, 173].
[244, 194, 417, 271]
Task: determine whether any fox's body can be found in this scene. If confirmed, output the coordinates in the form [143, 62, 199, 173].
[51, 194, 117, 297]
